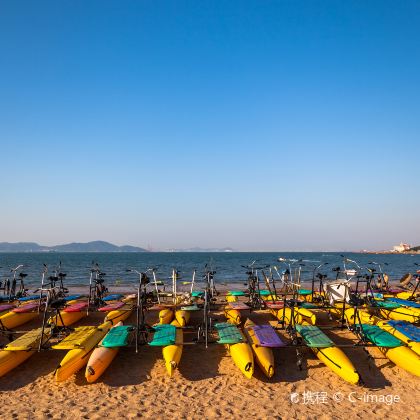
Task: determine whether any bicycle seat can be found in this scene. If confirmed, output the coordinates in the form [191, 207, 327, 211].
[50, 298, 66, 309]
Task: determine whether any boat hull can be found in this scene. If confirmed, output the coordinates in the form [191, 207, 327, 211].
[162, 320, 183, 376]
[174, 310, 190, 327]
[243, 320, 274, 378]
[159, 309, 174, 324]
[270, 307, 316, 325]
[0, 350, 35, 377]
[0, 311, 38, 329]
[226, 342, 254, 379]
[55, 321, 113, 382]
[48, 311, 87, 327]
[312, 346, 360, 385]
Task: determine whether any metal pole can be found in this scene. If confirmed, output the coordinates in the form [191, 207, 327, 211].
[152, 269, 160, 304]
[135, 272, 141, 353]
[39, 265, 47, 313]
[38, 289, 50, 351]
[204, 288, 208, 348]
[174, 270, 177, 304]
[87, 269, 93, 315]
[190, 270, 196, 295]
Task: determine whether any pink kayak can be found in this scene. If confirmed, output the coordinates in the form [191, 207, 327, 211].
[99, 301, 125, 312]
[13, 303, 40, 313]
[228, 301, 250, 310]
[0, 304, 16, 312]
[64, 302, 89, 313]
[265, 301, 285, 309]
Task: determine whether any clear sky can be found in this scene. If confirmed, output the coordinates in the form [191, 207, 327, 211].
[0, 1, 419, 251]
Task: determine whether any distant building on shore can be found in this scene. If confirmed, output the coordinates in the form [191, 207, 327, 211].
[392, 242, 411, 253]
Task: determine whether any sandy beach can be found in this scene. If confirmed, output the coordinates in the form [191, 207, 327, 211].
[0, 308, 418, 419]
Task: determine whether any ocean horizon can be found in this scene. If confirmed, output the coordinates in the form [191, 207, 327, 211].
[1, 251, 418, 289]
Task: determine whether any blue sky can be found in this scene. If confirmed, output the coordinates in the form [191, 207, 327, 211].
[0, 1, 419, 251]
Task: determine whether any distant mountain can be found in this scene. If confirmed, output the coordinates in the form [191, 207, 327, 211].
[0, 241, 148, 253]
[409, 245, 420, 252]
[0, 242, 46, 252]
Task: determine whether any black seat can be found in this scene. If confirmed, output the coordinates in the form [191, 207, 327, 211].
[349, 295, 364, 306]
[50, 299, 66, 309]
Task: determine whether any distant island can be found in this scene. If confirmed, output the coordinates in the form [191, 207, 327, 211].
[0, 242, 236, 253]
[0, 241, 148, 253]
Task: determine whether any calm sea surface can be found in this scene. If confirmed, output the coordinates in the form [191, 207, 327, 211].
[0, 252, 419, 292]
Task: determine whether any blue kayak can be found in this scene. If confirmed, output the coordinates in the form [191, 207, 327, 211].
[18, 295, 41, 302]
[103, 294, 123, 302]
[63, 294, 83, 301]
[387, 297, 420, 309]
[388, 320, 420, 342]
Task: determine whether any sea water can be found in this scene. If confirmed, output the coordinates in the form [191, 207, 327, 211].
[0, 252, 419, 292]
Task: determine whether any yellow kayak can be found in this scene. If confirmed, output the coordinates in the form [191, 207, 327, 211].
[331, 308, 420, 377]
[159, 308, 174, 324]
[378, 322, 420, 357]
[54, 321, 113, 382]
[270, 307, 316, 325]
[328, 304, 353, 320]
[226, 340, 254, 379]
[382, 346, 420, 377]
[222, 311, 254, 378]
[226, 295, 238, 303]
[0, 328, 50, 377]
[85, 322, 123, 383]
[330, 302, 420, 323]
[395, 291, 419, 300]
[0, 350, 35, 377]
[65, 300, 80, 305]
[162, 320, 183, 377]
[261, 295, 282, 301]
[47, 311, 87, 327]
[339, 308, 420, 357]
[243, 319, 274, 378]
[224, 306, 241, 325]
[369, 306, 420, 323]
[0, 311, 38, 329]
[174, 310, 190, 327]
[295, 322, 360, 385]
[122, 294, 137, 303]
[104, 307, 134, 324]
[312, 346, 360, 384]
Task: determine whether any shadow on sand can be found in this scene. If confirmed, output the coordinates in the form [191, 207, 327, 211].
[325, 328, 392, 389]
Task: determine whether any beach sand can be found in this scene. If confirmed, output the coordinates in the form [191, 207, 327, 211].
[0, 310, 418, 419]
